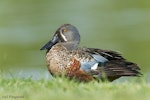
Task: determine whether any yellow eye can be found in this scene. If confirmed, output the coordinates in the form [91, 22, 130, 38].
[63, 29, 67, 33]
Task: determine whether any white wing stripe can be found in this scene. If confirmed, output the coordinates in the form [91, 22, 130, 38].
[91, 63, 98, 70]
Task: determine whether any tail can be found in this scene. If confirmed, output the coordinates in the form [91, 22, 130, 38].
[101, 60, 142, 81]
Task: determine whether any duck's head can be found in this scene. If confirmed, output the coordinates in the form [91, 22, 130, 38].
[40, 24, 80, 50]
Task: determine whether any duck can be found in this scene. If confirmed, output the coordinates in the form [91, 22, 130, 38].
[40, 24, 142, 82]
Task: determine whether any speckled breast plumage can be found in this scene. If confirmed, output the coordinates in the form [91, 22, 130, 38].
[46, 44, 95, 81]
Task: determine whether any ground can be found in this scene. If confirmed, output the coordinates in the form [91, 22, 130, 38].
[0, 76, 150, 100]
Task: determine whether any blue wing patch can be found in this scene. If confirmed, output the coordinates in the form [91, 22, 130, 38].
[92, 54, 108, 62]
[80, 54, 108, 73]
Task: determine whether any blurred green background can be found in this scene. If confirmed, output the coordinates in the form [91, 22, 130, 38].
[0, 0, 150, 79]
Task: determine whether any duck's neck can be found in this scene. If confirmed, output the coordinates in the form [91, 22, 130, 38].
[60, 41, 79, 50]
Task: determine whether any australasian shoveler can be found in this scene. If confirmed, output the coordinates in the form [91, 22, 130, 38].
[40, 24, 142, 82]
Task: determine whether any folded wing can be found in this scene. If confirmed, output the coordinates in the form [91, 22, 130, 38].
[79, 48, 142, 81]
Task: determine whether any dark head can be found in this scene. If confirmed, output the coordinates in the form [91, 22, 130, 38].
[40, 24, 80, 50]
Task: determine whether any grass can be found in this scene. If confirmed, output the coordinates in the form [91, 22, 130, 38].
[0, 76, 150, 100]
